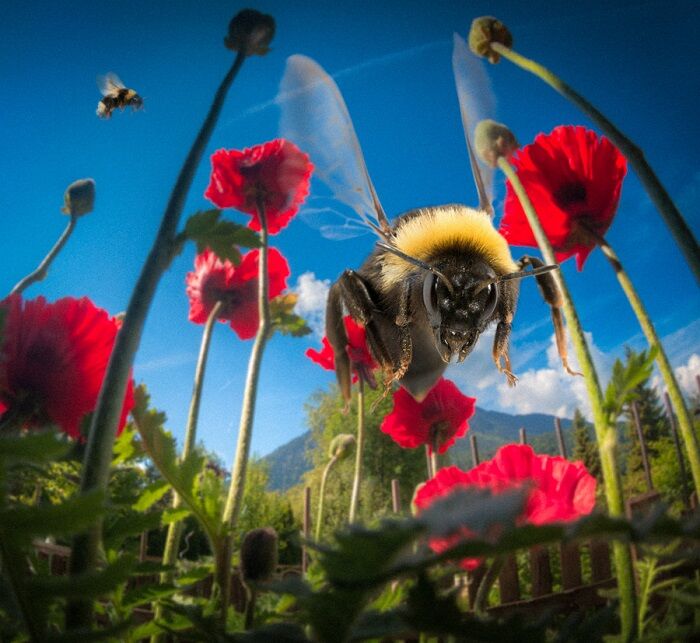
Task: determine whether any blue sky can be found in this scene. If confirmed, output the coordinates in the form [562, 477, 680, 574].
[2, 0, 698, 462]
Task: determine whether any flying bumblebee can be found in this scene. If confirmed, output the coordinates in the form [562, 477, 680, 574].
[279, 36, 574, 403]
[96, 73, 143, 119]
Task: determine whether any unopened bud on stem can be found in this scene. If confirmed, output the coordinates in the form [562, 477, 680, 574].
[224, 9, 275, 56]
[469, 17, 513, 64]
[329, 433, 356, 461]
[61, 178, 95, 217]
[475, 120, 519, 167]
[240, 527, 278, 585]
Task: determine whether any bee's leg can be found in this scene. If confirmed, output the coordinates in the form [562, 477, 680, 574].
[393, 280, 413, 382]
[517, 255, 580, 376]
[335, 270, 406, 387]
[493, 316, 518, 386]
[326, 280, 354, 402]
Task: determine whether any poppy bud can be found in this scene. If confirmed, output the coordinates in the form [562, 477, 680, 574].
[475, 120, 519, 167]
[468, 17, 513, 64]
[224, 9, 275, 56]
[61, 178, 95, 217]
[240, 527, 278, 584]
[329, 433, 356, 461]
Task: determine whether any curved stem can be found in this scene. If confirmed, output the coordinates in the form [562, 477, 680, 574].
[244, 586, 257, 630]
[220, 201, 270, 617]
[592, 231, 700, 497]
[66, 51, 246, 630]
[315, 454, 339, 541]
[348, 378, 365, 523]
[490, 41, 700, 285]
[497, 156, 637, 640]
[474, 556, 504, 616]
[11, 215, 77, 295]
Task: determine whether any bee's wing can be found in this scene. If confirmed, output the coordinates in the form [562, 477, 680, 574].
[277, 55, 392, 241]
[97, 72, 126, 96]
[452, 33, 496, 217]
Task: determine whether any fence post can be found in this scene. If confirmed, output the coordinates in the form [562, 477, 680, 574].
[302, 486, 311, 575]
[391, 479, 401, 514]
[663, 391, 691, 509]
[554, 417, 567, 459]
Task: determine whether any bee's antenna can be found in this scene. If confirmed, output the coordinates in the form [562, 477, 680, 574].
[473, 263, 559, 293]
[376, 242, 455, 295]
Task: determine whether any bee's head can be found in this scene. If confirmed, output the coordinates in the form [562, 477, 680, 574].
[128, 92, 144, 108]
[422, 257, 499, 364]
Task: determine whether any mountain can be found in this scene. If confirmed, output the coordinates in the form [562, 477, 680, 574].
[263, 406, 573, 491]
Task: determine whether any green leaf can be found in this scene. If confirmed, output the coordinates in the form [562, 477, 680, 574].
[603, 347, 657, 423]
[111, 424, 143, 466]
[122, 582, 178, 609]
[103, 510, 163, 551]
[0, 430, 70, 464]
[132, 478, 170, 511]
[269, 293, 312, 338]
[183, 209, 261, 263]
[0, 490, 104, 540]
[162, 506, 191, 524]
[27, 556, 136, 599]
[175, 564, 213, 587]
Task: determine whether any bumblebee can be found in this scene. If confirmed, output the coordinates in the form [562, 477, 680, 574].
[279, 38, 573, 402]
[96, 73, 143, 119]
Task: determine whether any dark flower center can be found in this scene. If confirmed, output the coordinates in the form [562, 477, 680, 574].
[429, 419, 452, 450]
[553, 182, 587, 208]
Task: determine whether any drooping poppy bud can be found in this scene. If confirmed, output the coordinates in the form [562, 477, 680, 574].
[468, 16, 513, 64]
[224, 9, 276, 57]
[474, 120, 519, 168]
[61, 178, 95, 217]
[240, 527, 278, 585]
[329, 433, 356, 461]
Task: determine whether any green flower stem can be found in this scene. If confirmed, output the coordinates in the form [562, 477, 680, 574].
[348, 378, 365, 523]
[152, 301, 222, 639]
[474, 556, 504, 616]
[591, 231, 700, 496]
[497, 156, 637, 640]
[66, 51, 246, 630]
[11, 214, 77, 295]
[220, 200, 271, 616]
[316, 453, 340, 541]
[489, 41, 700, 284]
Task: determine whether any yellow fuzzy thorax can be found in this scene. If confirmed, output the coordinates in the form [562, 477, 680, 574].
[379, 205, 518, 290]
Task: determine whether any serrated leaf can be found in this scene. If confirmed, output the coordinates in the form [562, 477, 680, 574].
[122, 582, 179, 609]
[162, 506, 191, 524]
[0, 490, 104, 540]
[175, 564, 213, 587]
[0, 430, 70, 464]
[183, 209, 260, 263]
[133, 478, 170, 511]
[28, 556, 136, 598]
[111, 423, 143, 466]
[103, 510, 163, 551]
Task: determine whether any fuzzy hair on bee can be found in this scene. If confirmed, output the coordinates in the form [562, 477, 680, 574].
[278, 41, 575, 403]
[96, 72, 143, 119]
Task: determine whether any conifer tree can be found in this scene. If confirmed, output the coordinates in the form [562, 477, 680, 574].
[571, 407, 601, 482]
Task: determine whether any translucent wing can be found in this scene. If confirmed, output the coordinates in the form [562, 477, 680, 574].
[452, 33, 496, 216]
[277, 55, 392, 241]
[300, 202, 373, 241]
[97, 72, 125, 96]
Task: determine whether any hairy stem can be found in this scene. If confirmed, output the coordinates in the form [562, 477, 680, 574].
[11, 215, 77, 295]
[152, 302, 222, 640]
[490, 41, 700, 284]
[220, 201, 270, 618]
[315, 454, 340, 541]
[66, 51, 246, 630]
[348, 378, 365, 523]
[498, 156, 637, 640]
[591, 230, 700, 497]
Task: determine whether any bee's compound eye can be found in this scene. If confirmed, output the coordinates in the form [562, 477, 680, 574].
[422, 273, 441, 325]
[480, 283, 498, 322]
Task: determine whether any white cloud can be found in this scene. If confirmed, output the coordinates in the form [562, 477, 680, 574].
[675, 353, 700, 396]
[293, 271, 331, 338]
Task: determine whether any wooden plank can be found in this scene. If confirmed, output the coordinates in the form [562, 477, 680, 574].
[559, 541, 582, 590]
[302, 486, 311, 575]
[530, 545, 553, 597]
[498, 554, 520, 603]
[590, 540, 612, 582]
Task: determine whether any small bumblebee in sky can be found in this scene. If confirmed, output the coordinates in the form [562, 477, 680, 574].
[278, 36, 574, 403]
[96, 72, 143, 119]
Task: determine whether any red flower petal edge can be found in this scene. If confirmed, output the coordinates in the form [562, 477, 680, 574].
[186, 247, 290, 340]
[380, 378, 475, 454]
[0, 295, 135, 440]
[414, 444, 596, 569]
[499, 125, 626, 270]
[204, 139, 313, 235]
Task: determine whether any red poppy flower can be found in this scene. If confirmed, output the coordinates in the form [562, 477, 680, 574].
[305, 315, 377, 384]
[204, 139, 313, 235]
[414, 444, 596, 569]
[499, 126, 627, 270]
[185, 247, 290, 340]
[380, 378, 475, 454]
[0, 295, 135, 440]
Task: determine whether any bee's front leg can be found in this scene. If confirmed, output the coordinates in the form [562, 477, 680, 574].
[517, 255, 580, 376]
